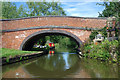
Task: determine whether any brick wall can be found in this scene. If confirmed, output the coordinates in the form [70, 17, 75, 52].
[2, 16, 107, 30]
[1, 16, 107, 50]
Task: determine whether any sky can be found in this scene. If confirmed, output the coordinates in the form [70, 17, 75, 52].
[61, 2, 105, 17]
[14, 1, 105, 17]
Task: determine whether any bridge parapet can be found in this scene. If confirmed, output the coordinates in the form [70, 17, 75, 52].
[1, 16, 107, 31]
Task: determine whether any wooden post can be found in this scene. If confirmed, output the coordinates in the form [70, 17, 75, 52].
[107, 17, 112, 38]
[112, 17, 116, 38]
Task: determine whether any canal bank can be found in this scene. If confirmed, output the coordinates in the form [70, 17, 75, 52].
[1, 48, 48, 65]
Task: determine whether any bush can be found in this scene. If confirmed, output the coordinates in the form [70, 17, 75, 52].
[89, 31, 98, 41]
[82, 39, 119, 61]
[89, 26, 108, 41]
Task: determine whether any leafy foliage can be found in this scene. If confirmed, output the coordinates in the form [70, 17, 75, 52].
[25, 1, 66, 16]
[97, 2, 120, 18]
[82, 40, 119, 61]
[100, 26, 107, 37]
[34, 35, 78, 49]
[1, 1, 66, 19]
[89, 31, 99, 41]
[97, 1, 120, 38]
[97, 1, 120, 30]
[2, 2, 18, 19]
[58, 37, 78, 48]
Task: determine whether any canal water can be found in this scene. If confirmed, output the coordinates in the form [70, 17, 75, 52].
[2, 48, 119, 78]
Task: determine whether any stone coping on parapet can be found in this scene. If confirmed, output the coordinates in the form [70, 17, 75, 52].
[2, 26, 101, 33]
[0, 15, 107, 21]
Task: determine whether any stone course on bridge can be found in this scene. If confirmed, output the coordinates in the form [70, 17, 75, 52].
[1, 16, 107, 50]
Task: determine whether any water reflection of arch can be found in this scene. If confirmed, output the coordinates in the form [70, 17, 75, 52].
[20, 30, 82, 51]
[24, 53, 81, 78]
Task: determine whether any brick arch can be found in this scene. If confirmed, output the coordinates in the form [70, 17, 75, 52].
[20, 30, 82, 50]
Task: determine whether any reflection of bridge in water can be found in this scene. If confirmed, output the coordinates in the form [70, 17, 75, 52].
[1, 16, 107, 50]
[3, 50, 83, 78]
[3, 49, 118, 78]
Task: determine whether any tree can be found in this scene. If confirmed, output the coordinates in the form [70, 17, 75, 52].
[21, 1, 66, 17]
[2, 1, 66, 19]
[17, 5, 28, 18]
[2, 2, 18, 19]
[97, 1, 120, 28]
[97, 1, 120, 38]
[98, 2, 120, 18]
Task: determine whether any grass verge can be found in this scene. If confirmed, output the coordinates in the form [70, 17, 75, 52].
[0, 48, 38, 58]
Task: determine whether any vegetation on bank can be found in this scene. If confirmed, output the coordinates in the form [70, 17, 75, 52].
[81, 39, 119, 62]
[0, 48, 38, 58]
[85, 1, 120, 62]
[54, 37, 78, 49]
[34, 35, 78, 50]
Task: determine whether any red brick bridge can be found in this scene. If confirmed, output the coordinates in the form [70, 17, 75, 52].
[1, 16, 107, 50]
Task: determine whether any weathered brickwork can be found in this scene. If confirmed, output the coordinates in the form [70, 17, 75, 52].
[1, 16, 107, 50]
[2, 16, 107, 30]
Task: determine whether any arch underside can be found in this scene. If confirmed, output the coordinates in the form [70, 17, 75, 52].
[20, 30, 82, 51]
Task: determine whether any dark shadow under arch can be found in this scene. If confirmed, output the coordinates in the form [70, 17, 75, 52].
[20, 30, 82, 50]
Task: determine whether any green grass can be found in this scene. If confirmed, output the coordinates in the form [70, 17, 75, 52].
[0, 48, 38, 58]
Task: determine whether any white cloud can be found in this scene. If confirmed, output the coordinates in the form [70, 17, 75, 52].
[62, 2, 90, 7]
[62, 2, 105, 17]
[71, 12, 99, 17]
[64, 8, 77, 12]
[75, 2, 90, 6]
